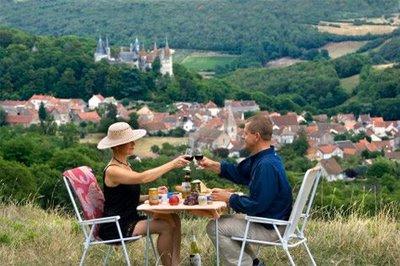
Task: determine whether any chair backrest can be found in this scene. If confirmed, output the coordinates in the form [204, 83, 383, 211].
[63, 166, 105, 223]
[283, 166, 321, 241]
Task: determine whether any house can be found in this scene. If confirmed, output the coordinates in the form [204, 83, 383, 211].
[205, 101, 220, 117]
[312, 114, 328, 123]
[358, 114, 372, 126]
[28, 94, 59, 110]
[308, 131, 334, 145]
[270, 114, 299, 130]
[318, 158, 344, 182]
[47, 105, 70, 125]
[191, 127, 232, 150]
[224, 100, 260, 113]
[88, 94, 105, 110]
[315, 144, 343, 160]
[371, 117, 387, 137]
[6, 108, 39, 127]
[335, 140, 358, 158]
[182, 117, 195, 132]
[385, 151, 400, 162]
[74, 111, 101, 124]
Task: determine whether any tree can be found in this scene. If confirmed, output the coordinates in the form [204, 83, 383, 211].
[0, 107, 7, 126]
[129, 112, 139, 129]
[38, 102, 47, 122]
[0, 158, 36, 202]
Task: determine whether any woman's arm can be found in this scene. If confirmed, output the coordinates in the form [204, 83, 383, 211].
[107, 156, 188, 185]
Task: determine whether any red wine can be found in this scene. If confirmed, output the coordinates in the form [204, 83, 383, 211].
[195, 155, 204, 161]
[184, 155, 194, 161]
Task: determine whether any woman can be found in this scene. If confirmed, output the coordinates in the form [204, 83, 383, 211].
[97, 122, 188, 266]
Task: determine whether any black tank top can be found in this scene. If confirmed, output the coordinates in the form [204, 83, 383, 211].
[102, 164, 141, 222]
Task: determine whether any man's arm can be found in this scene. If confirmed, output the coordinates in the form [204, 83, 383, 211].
[228, 162, 278, 215]
[199, 156, 249, 185]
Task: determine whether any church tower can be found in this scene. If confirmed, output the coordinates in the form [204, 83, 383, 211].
[224, 107, 237, 141]
[160, 37, 173, 76]
[94, 36, 108, 62]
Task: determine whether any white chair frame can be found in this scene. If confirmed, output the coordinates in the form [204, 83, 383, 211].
[232, 167, 322, 266]
[63, 176, 158, 266]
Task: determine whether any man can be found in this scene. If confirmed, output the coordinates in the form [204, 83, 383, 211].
[199, 114, 293, 266]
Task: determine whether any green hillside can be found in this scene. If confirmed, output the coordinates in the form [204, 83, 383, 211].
[0, 0, 398, 66]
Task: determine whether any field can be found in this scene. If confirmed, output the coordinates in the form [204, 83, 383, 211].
[317, 22, 398, 36]
[372, 63, 395, 70]
[265, 57, 306, 68]
[1, 203, 399, 265]
[180, 52, 238, 72]
[321, 41, 368, 59]
[134, 137, 188, 158]
[80, 135, 188, 158]
[340, 74, 360, 94]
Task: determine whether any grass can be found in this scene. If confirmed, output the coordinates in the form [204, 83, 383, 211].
[322, 41, 367, 59]
[317, 22, 398, 36]
[340, 74, 360, 94]
[134, 137, 188, 158]
[181, 54, 237, 72]
[1, 203, 399, 265]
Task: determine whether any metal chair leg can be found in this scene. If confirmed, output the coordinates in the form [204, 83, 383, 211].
[302, 241, 317, 266]
[150, 235, 159, 260]
[283, 247, 296, 266]
[238, 221, 250, 266]
[103, 245, 113, 266]
[80, 245, 90, 266]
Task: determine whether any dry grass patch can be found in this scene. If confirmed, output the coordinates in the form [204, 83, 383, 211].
[265, 57, 306, 69]
[340, 74, 360, 94]
[373, 63, 395, 70]
[135, 137, 188, 158]
[317, 22, 398, 36]
[322, 41, 367, 59]
[1, 204, 399, 265]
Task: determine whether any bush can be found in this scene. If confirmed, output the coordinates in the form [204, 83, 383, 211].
[0, 158, 36, 202]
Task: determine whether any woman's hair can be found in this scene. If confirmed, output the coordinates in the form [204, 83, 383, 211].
[246, 114, 273, 141]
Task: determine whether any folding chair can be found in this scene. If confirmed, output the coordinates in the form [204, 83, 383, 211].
[63, 166, 156, 266]
[232, 166, 322, 266]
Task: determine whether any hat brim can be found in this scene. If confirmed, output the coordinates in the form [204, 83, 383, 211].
[97, 129, 147, 150]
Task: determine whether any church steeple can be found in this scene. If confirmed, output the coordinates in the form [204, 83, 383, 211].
[134, 37, 140, 53]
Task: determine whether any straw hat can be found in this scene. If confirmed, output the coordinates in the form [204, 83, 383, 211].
[97, 122, 146, 149]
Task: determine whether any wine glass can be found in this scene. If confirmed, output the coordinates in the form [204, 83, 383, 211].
[194, 148, 204, 169]
[184, 148, 194, 162]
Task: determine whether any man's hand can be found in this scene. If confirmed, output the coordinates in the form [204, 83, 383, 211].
[211, 188, 232, 203]
[198, 156, 221, 174]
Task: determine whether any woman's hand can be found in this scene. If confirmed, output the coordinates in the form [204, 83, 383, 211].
[170, 155, 190, 169]
[157, 186, 168, 194]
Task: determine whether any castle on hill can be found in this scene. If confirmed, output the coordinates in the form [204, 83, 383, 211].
[94, 37, 173, 76]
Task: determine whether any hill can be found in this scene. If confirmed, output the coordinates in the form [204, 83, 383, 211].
[0, 203, 399, 265]
[0, 0, 398, 66]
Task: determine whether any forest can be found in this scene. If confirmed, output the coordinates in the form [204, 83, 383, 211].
[0, 0, 398, 66]
[1, 27, 400, 120]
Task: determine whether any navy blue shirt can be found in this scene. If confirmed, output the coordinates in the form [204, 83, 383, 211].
[220, 146, 293, 223]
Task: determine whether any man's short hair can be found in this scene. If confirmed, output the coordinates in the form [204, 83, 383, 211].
[246, 114, 273, 141]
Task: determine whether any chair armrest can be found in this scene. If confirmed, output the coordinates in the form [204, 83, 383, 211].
[80, 215, 120, 225]
[245, 215, 290, 226]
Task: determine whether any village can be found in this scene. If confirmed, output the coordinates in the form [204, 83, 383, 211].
[1, 94, 400, 182]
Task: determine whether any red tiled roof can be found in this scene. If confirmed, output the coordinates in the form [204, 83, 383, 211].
[320, 158, 343, 175]
[95, 94, 105, 101]
[0, 100, 27, 107]
[205, 101, 218, 108]
[270, 114, 298, 127]
[77, 111, 101, 123]
[318, 144, 338, 154]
